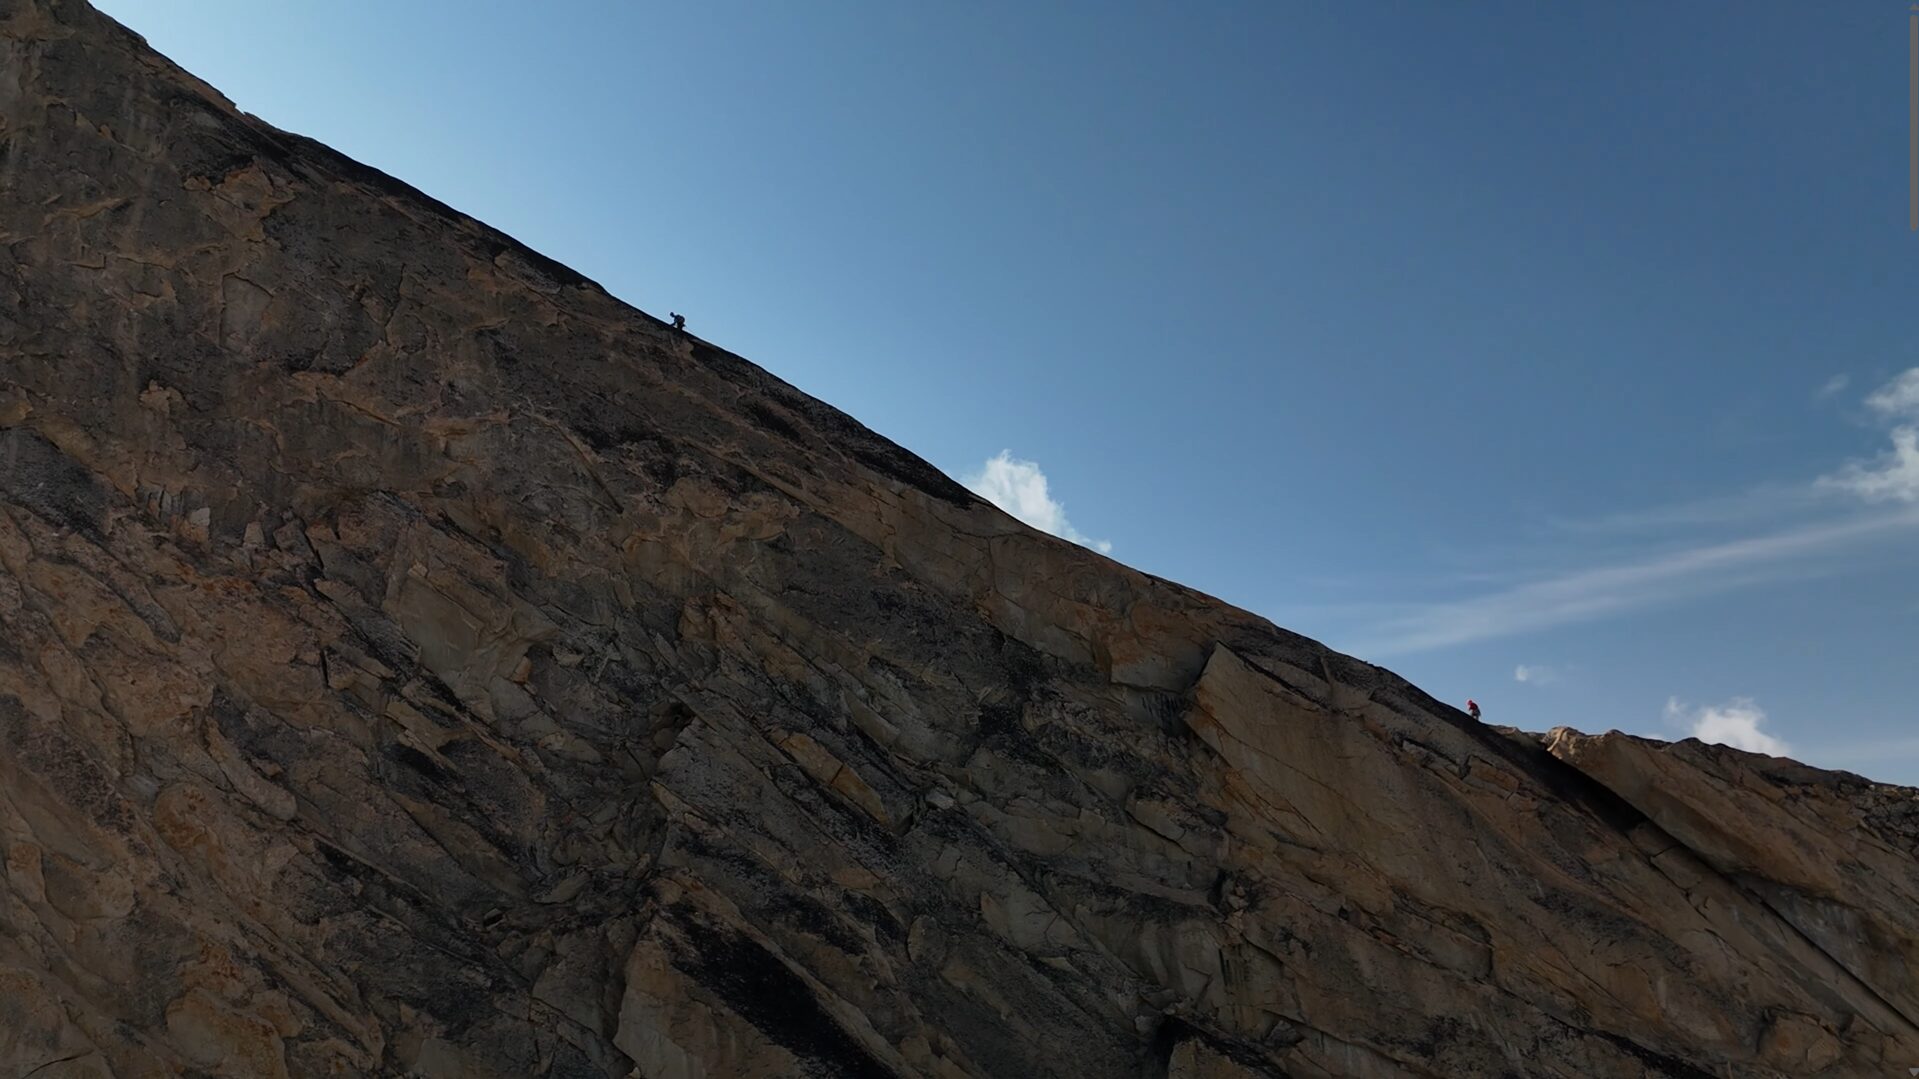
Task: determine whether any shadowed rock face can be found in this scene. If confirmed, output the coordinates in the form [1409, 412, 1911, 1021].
[0, 1, 1915, 1075]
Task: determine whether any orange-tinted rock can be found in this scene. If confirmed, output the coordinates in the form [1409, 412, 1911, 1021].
[0, 2, 1915, 1075]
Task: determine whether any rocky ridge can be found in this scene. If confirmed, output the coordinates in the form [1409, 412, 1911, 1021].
[1, 1, 1916, 1075]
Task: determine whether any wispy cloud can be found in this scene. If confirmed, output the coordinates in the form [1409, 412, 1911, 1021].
[1820, 368, 1919, 504]
[964, 451, 1112, 554]
[1342, 510, 1919, 656]
[1537, 483, 1826, 539]
[1513, 664, 1557, 685]
[1330, 370, 1919, 658]
[1815, 373, 1850, 399]
[1665, 696, 1790, 756]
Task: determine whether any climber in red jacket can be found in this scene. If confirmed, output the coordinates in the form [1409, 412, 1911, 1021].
[1466, 699, 1481, 721]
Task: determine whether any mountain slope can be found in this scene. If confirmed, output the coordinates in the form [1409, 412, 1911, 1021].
[1, 2, 1916, 1075]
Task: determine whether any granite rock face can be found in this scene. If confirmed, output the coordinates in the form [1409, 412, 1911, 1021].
[1, 2, 1916, 1076]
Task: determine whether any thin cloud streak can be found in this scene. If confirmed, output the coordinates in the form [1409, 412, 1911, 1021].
[1343, 510, 1919, 657]
[1537, 483, 1829, 539]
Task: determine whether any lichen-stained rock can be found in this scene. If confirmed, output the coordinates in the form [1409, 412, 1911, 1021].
[0, 1, 1916, 1076]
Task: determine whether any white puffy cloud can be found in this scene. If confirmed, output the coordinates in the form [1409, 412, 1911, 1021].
[1664, 696, 1791, 756]
[1865, 368, 1919, 416]
[1513, 664, 1556, 685]
[963, 451, 1111, 554]
[1821, 428, 1919, 502]
[1820, 368, 1919, 503]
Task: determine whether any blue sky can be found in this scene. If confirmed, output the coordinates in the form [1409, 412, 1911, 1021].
[95, 1, 1919, 783]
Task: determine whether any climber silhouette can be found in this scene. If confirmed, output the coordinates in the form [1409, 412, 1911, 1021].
[1466, 699, 1481, 722]
[669, 312, 686, 331]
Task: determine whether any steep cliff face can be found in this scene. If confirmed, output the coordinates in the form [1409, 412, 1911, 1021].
[0, 2, 1915, 1076]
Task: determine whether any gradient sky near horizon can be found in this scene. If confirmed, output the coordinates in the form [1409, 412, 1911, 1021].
[94, 1, 1919, 783]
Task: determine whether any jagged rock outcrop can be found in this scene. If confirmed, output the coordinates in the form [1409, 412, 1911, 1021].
[1, 2, 1916, 1075]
